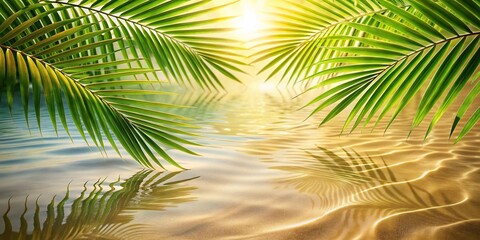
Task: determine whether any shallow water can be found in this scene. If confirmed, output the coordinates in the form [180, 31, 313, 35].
[0, 88, 479, 239]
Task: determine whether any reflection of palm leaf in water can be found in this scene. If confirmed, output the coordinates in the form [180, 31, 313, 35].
[161, 91, 226, 121]
[274, 147, 392, 208]
[274, 147, 468, 222]
[0, 170, 197, 239]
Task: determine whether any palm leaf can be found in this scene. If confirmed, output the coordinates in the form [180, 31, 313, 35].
[24, 0, 247, 90]
[252, 0, 408, 85]
[258, 0, 480, 141]
[315, 0, 479, 141]
[0, 4, 201, 169]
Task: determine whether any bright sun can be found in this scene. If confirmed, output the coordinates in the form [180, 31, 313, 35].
[258, 82, 276, 92]
[234, 0, 265, 40]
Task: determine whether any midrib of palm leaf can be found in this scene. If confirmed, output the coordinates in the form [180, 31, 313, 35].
[361, 33, 479, 77]
[382, 32, 479, 127]
[314, 31, 479, 130]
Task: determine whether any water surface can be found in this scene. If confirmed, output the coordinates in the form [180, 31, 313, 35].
[0, 88, 479, 239]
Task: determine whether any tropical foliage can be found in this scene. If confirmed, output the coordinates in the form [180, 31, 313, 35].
[254, 0, 480, 141]
[0, 0, 244, 168]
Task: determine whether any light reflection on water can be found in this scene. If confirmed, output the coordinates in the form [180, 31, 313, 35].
[0, 88, 479, 239]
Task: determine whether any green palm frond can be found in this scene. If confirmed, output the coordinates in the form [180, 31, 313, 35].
[26, 0, 245, 90]
[252, 0, 407, 85]
[0, 3, 206, 169]
[256, 0, 480, 141]
[305, 0, 480, 141]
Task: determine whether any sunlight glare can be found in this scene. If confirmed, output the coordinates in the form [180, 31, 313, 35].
[234, 0, 265, 41]
[259, 82, 276, 92]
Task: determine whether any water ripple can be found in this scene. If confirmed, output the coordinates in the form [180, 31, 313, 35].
[0, 89, 479, 239]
